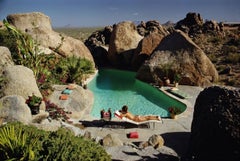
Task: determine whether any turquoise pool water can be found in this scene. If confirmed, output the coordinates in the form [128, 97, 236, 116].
[87, 69, 186, 118]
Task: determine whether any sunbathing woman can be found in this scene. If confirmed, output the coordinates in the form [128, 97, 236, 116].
[119, 105, 162, 122]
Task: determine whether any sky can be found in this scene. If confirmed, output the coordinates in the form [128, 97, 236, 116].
[0, 0, 239, 27]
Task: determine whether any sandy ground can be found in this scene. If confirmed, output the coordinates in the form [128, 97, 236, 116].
[77, 85, 203, 161]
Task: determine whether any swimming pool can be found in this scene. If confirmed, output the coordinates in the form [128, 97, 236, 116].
[87, 69, 186, 118]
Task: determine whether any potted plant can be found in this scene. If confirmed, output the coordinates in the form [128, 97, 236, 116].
[161, 63, 171, 86]
[26, 94, 42, 115]
[168, 107, 181, 119]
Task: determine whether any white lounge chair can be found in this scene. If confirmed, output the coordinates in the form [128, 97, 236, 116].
[114, 110, 163, 129]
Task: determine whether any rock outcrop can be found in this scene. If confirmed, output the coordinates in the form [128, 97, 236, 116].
[0, 95, 32, 124]
[0, 46, 14, 74]
[175, 12, 224, 36]
[132, 33, 164, 70]
[48, 85, 94, 119]
[140, 134, 165, 149]
[189, 86, 240, 161]
[136, 30, 218, 87]
[101, 134, 123, 147]
[108, 21, 143, 67]
[175, 12, 204, 35]
[6, 12, 94, 63]
[137, 20, 169, 36]
[85, 26, 113, 68]
[1, 65, 42, 99]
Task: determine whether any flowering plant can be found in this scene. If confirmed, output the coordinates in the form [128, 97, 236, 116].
[168, 107, 181, 115]
[45, 99, 72, 123]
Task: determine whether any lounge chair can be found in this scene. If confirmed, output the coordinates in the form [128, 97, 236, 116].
[166, 88, 191, 99]
[114, 110, 163, 129]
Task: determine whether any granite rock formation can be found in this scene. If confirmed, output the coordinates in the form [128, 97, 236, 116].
[175, 12, 224, 36]
[0, 46, 14, 74]
[1, 65, 42, 99]
[108, 21, 143, 67]
[132, 33, 165, 70]
[136, 30, 218, 87]
[6, 12, 94, 64]
[136, 20, 169, 36]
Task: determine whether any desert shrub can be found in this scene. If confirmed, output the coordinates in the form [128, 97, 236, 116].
[225, 36, 240, 47]
[207, 34, 222, 45]
[225, 53, 240, 64]
[0, 122, 111, 161]
[53, 27, 103, 41]
[207, 53, 218, 63]
[222, 45, 238, 55]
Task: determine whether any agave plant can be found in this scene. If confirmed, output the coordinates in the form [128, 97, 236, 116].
[0, 124, 36, 160]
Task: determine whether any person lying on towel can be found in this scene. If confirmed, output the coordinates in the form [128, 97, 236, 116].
[119, 105, 162, 122]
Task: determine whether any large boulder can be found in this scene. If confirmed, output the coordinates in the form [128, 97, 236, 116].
[108, 21, 143, 67]
[136, 30, 218, 87]
[101, 134, 123, 147]
[1, 65, 42, 99]
[189, 86, 240, 161]
[132, 33, 164, 70]
[0, 46, 14, 74]
[0, 95, 32, 124]
[48, 85, 94, 119]
[85, 26, 113, 68]
[6, 12, 52, 31]
[6, 12, 94, 63]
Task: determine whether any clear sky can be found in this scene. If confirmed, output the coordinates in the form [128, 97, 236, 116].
[0, 0, 239, 27]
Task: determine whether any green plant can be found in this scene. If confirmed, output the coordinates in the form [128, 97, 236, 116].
[168, 107, 181, 115]
[173, 73, 182, 83]
[0, 122, 111, 161]
[44, 99, 72, 122]
[160, 63, 172, 78]
[40, 128, 111, 161]
[0, 29, 18, 52]
[26, 94, 42, 107]
[3, 20, 60, 96]
[55, 56, 94, 85]
[26, 94, 42, 115]
[0, 123, 37, 160]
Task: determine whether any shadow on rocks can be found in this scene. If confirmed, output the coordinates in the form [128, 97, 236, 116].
[112, 153, 179, 161]
[161, 132, 191, 158]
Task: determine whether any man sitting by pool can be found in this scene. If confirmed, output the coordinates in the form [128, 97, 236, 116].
[118, 105, 162, 122]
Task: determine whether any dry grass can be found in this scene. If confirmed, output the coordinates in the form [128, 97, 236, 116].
[53, 27, 104, 42]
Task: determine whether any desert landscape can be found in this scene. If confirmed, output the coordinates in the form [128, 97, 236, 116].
[0, 11, 239, 161]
